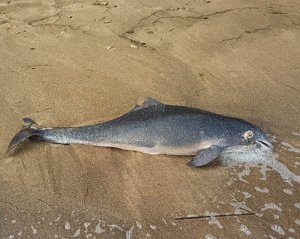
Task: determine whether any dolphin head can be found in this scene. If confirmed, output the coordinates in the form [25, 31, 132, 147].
[240, 126, 273, 149]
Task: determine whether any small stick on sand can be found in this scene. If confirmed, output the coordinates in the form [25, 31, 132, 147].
[175, 208, 254, 220]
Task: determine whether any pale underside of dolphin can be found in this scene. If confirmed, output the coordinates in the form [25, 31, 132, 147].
[6, 98, 272, 167]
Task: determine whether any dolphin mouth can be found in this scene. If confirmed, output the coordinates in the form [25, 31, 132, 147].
[257, 140, 273, 149]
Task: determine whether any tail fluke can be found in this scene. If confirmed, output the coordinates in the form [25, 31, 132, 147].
[22, 117, 38, 127]
[6, 118, 40, 156]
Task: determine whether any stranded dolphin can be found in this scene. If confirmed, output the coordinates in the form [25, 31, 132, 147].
[6, 98, 272, 167]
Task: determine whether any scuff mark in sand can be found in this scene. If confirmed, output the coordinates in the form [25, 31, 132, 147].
[267, 134, 277, 143]
[230, 199, 253, 214]
[109, 224, 124, 231]
[205, 211, 223, 229]
[150, 224, 157, 230]
[239, 224, 252, 235]
[205, 234, 217, 239]
[73, 228, 81, 237]
[255, 186, 269, 193]
[261, 203, 283, 212]
[242, 192, 252, 199]
[136, 221, 143, 229]
[126, 226, 134, 239]
[271, 224, 285, 235]
[31, 225, 37, 234]
[281, 142, 300, 154]
[283, 188, 293, 195]
[95, 223, 105, 234]
[54, 215, 61, 222]
[288, 228, 295, 233]
[65, 221, 71, 230]
[84, 222, 91, 233]
[162, 218, 168, 226]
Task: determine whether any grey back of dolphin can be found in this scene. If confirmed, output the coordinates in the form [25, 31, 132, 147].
[6, 98, 272, 167]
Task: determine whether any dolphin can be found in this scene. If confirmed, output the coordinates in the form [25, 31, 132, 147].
[6, 98, 272, 167]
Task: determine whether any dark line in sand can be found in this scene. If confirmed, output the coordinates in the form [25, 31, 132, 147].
[35, 107, 52, 113]
[175, 208, 254, 220]
[0, 201, 19, 210]
[83, 186, 89, 207]
[37, 198, 56, 211]
[282, 83, 300, 94]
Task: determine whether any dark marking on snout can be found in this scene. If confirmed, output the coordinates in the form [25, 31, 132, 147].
[258, 140, 270, 148]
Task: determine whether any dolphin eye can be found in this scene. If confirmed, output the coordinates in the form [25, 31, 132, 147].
[243, 130, 254, 140]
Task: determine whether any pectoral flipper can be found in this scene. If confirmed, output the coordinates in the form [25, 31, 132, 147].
[188, 146, 224, 167]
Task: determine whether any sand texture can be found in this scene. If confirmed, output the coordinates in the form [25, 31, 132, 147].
[0, 0, 300, 238]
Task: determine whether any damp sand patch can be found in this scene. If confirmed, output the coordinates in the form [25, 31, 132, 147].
[221, 145, 300, 185]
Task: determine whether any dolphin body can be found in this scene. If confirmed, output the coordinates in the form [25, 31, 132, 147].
[6, 98, 272, 167]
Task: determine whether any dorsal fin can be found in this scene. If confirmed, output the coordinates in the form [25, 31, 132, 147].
[141, 97, 163, 107]
[133, 97, 163, 111]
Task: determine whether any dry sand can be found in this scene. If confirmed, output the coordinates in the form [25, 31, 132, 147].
[0, 0, 300, 238]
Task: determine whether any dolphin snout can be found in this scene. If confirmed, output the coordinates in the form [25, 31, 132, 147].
[257, 140, 273, 149]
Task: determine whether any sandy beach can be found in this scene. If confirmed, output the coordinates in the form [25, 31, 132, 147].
[0, 0, 299, 238]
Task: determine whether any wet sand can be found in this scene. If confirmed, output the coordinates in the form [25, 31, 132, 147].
[0, 0, 299, 238]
